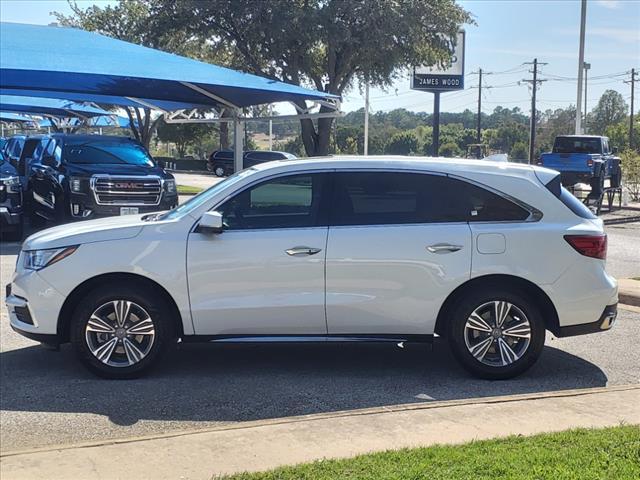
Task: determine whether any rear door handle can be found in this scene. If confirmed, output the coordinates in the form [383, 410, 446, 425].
[285, 246, 322, 257]
[427, 243, 463, 254]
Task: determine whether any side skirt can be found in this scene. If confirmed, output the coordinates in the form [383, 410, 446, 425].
[181, 334, 433, 344]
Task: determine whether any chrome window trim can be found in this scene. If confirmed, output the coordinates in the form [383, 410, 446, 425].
[194, 166, 542, 231]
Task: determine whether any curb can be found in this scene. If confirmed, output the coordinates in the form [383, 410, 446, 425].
[603, 215, 640, 225]
[2, 384, 638, 458]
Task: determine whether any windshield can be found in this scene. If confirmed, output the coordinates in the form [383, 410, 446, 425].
[553, 137, 601, 154]
[158, 168, 257, 220]
[64, 140, 155, 166]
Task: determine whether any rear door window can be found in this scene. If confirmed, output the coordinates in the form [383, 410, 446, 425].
[330, 171, 530, 226]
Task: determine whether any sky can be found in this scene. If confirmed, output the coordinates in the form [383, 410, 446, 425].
[1, 0, 639, 116]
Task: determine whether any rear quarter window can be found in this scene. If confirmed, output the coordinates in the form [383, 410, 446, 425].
[545, 175, 597, 219]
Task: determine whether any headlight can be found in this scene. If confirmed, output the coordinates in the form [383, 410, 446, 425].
[165, 179, 176, 194]
[70, 177, 83, 193]
[23, 246, 79, 271]
[2, 175, 21, 192]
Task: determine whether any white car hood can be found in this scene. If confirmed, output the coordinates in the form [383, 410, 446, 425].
[22, 214, 148, 250]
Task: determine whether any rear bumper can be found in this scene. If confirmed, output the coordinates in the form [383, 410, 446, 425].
[555, 304, 618, 337]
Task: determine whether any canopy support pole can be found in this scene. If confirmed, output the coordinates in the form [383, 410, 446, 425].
[233, 110, 244, 173]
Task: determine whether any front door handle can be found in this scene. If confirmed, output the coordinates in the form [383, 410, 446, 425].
[427, 243, 463, 254]
[285, 246, 322, 257]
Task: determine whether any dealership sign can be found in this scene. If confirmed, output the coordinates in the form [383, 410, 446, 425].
[411, 31, 465, 92]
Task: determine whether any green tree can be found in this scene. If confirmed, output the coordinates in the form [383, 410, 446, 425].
[156, 120, 216, 158]
[151, 0, 472, 156]
[589, 90, 628, 135]
[620, 149, 640, 201]
[386, 131, 418, 155]
[510, 141, 529, 161]
[439, 141, 462, 157]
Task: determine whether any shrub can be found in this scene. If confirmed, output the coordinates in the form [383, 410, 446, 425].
[620, 148, 640, 201]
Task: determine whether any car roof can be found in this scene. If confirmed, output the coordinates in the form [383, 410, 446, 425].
[555, 135, 604, 139]
[250, 155, 553, 181]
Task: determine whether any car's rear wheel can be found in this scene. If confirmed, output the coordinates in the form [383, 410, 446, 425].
[447, 289, 545, 380]
[214, 166, 226, 177]
[71, 283, 174, 379]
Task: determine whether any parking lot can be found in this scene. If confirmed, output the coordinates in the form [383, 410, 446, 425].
[1, 209, 639, 452]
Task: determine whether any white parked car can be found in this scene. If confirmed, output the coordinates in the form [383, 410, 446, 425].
[6, 156, 618, 379]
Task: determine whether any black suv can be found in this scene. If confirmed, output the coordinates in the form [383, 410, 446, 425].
[27, 134, 178, 225]
[207, 150, 297, 177]
[0, 151, 24, 240]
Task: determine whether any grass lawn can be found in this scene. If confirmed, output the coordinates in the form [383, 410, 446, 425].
[223, 425, 640, 480]
[177, 184, 203, 195]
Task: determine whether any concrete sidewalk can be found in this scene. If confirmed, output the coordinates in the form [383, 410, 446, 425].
[2, 384, 639, 480]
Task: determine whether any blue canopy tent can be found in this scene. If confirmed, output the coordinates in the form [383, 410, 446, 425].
[0, 111, 34, 123]
[0, 95, 112, 119]
[39, 115, 132, 129]
[0, 22, 341, 169]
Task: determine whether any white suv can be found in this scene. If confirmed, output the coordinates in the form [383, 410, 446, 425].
[6, 157, 618, 379]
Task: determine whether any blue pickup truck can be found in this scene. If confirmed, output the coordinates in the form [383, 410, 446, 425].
[539, 135, 621, 193]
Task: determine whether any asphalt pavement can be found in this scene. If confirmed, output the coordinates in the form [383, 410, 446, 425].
[1, 187, 639, 452]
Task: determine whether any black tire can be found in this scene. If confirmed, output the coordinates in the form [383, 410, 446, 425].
[447, 288, 545, 380]
[29, 209, 46, 228]
[611, 165, 622, 188]
[54, 195, 70, 225]
[0, 217, 22, 242]
[590, 169, 605, 195]
[71, 282, 175, 379]
[214, 165, 226, 177]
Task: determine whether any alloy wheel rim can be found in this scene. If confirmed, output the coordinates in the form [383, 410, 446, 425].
[85, 300, 155, 368]
[463, 301, 531, 367]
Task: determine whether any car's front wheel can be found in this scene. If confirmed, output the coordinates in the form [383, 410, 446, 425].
[447, 289, 545, 380]
[214, 166, 226, 177]
[71, 283, 174, 379]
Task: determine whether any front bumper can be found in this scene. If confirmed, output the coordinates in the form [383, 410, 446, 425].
[68, 191, 178, 219]
[0, 205, 23, 226]
[555, 304, 618, 337]
[5, 267, 67, 345]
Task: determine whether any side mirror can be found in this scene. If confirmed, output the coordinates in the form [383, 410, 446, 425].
[156, 159, 166, 169]
[612, 146, 619, 154]
[197, 211, 223, 234]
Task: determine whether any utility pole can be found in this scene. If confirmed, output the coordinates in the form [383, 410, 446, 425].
[364, 82, 370, 156]
[583, 62, 590, 131]
[575, 0, 587, 134]
[522, 59, 547, 164]
[268, 104, 273, 151]
[433, 92, 441, 156]
[476, 68, 483, 157]
[625, 68, 637, 149]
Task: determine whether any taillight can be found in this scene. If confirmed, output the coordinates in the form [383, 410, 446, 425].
[564, 234, 607, 259]
[587, 158, 594, 167]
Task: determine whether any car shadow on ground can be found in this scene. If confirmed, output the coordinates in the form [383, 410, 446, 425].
[0, 339, 607, 427]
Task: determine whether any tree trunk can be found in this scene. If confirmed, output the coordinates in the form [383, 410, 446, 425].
[298, 105, 335, 157]
[125, 107, 160, 148]
[219, 109, 231, 149]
